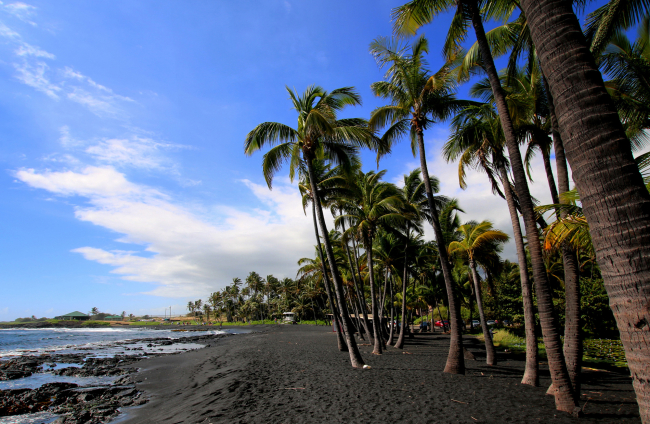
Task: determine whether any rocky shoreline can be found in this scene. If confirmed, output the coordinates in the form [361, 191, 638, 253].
[0, 332, 231, 423]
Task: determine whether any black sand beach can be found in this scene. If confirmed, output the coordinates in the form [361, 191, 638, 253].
[117, 325, 640, 424]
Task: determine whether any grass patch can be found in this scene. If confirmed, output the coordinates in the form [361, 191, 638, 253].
[475, 329, 627, 369]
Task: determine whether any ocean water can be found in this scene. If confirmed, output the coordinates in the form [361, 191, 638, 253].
[0, 327, 230, 358]
[0, 327, 243, 423]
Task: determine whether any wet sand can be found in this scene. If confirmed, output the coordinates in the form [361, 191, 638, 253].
[117, 325, 640, 424]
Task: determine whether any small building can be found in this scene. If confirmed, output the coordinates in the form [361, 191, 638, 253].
[282, 312, 297, 323]
[55, 311, 90, 321]
[104, 315, 123, 321]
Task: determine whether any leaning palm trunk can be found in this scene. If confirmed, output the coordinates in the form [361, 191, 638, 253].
[416, 129, 464, 374]
[312, 203, 348, 351]
[544, 76, 583, 394]
[307, 159, 364, 367]
[499, 166, 539, 386]
[469, 259, 497, 365]
[467, 0, 576, 411]
[366, 234, 383, 354]
[522, 2, 650, 419]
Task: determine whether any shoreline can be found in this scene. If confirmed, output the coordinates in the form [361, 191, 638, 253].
[0, 329, 236, 423]
[115, 325, 640, 424]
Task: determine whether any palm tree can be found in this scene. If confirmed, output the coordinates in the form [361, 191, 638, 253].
[371, 231, 403, 345]
[392, 2, 578, 409]
[445, 102, 540, 385]
[369, 35, 470, 374]
[203, 304, 211, 322]
[209, 292, 223, 326]
[186, 301, 194, 320]
[245, 85, 381, 368]
[337, 170, 405, 354]
[449, 220, 509, 366]
[299, 160, 351, 349]
[393, 169, 439, 349]
[519, 0, 650, 419]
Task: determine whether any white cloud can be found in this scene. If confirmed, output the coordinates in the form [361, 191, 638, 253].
[14, 166, 159, 198]
[0, 21, 19, 38]
[3, 2, 37, 26]
[85, 136, 184, 170]
[1, 21, 132, 114]
[66, 87, 119, 116]
[13, 60, 61, 98]
[15, 42, 54, 58]
[15, 166, 320, 298]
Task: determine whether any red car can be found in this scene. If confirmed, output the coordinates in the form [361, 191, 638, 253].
[434, 320, 449, 327]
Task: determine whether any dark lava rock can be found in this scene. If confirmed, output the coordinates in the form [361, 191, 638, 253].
[0, 358, 42, 380]
[0, 382, 79, 416]
[1, 382, 145, 422]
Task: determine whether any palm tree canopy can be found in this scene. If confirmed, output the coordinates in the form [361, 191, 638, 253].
[448, 220, 509, 262]
[244, 85, 379, 188]
[369, 35, 475, 160]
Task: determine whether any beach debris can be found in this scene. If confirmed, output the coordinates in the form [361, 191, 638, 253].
[363, 365, 372, 369]
[451, 399, 467, 404]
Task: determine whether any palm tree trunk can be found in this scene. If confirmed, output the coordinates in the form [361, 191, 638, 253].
[469, 259, 497, 365]
[312, 203, 348, 351]
[499, 165, 539, 386]
[388, 276, 395, 345]
[350, 235, 374, 340]
[340, 218, 372, 340]
[306, 158, 364, 367]
[395, 228, 410, 349]
[468, 0, 575, 410]
[366, 234, 383, 355]
[544, 75, 583, 395]
[416, 129, 464, 374]
[541, 147, 560, 205]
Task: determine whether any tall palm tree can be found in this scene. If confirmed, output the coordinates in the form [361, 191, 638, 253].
[449, 220, 509, 366]
[369, 35, 470, 374]
[519, 0, 650, 419]
[337, 170, 405, 354]
[445, 102, 540, 385]
[393, 169, 442, 349]
[393, 2, 578, 410]
[299, 160, 352, 349]
[245, 85, 381, 368]
[455, 11, 584, 389]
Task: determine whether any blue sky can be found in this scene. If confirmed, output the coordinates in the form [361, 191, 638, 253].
[0, 1, 612, 319]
